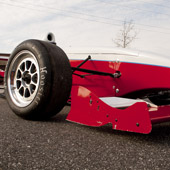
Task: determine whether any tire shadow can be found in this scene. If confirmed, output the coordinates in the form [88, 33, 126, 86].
[41, 106, 71, 123]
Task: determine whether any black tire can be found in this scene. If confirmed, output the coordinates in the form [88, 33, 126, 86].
[5, 39, 72, 120]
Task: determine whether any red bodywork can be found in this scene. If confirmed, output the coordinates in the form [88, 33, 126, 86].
[67, 59, 170, 134]
[0, 55, 8, 85]
[0, 70, 4, 77]
[1, 56, 170, 134]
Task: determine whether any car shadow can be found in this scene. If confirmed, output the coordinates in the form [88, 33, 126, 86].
[8, 103, 170, 143]
[82, 122, 170, 144]
[46, 108, 170, 143]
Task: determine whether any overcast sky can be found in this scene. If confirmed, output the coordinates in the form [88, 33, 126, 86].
[0, 0, 170, 57]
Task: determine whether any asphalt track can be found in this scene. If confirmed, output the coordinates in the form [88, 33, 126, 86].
[1, 95, 170, 170]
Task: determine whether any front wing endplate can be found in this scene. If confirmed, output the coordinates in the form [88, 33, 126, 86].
[67, 86, 152, 134]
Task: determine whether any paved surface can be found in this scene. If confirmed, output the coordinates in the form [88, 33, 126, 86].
[1, 96, 170, 170]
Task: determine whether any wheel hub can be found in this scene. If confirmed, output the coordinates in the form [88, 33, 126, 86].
[22, 71, 31, 84]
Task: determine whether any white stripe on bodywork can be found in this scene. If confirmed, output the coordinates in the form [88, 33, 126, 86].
[64, 47, 170, 68]
[0, 56, 9, 60]
[100, 97, 157, 110]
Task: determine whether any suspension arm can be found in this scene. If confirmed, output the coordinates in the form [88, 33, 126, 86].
[71, 67, 121, 78]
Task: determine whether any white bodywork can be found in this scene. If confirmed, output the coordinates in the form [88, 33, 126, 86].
[100, 97, 157, 111]
[64, 47, 170, 68]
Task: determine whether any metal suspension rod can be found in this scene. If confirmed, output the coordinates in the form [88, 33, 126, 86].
[76, 55, 91, 68]
[71, 67, 115, 78]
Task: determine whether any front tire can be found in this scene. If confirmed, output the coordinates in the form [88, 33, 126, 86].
[5, 40, 72, 120]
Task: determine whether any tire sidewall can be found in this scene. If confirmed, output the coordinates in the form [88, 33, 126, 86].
[5, 40, 52, 118]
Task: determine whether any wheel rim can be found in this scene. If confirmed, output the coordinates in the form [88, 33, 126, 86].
[7, 50, 40, 107]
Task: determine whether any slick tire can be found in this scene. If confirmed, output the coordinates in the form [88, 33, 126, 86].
[5, 39, 72, 120]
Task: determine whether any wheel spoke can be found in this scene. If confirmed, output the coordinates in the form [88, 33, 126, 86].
[26, 60, 32, 71]
[19, 86, 24, 96]
[16, 69, 23, 80]
[30, 64, 36, 74]
[16, 80, 22, 89]
[31, 73, 38, 84]
[20, 62, 26, 72]
[24, 88, 30, 98]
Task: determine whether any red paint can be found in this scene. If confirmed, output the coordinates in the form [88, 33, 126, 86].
[0, 70, 4, 77]
[2, 56, 170, 133]
[67, 86, 152, 134]
[71, 60, 117, 97]
[150, 105, 170, 124]
[67, 59, 170, 133]
[70, 60, 170, 97]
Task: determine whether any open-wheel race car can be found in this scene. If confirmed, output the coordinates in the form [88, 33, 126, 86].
[1, 33, 170, 134]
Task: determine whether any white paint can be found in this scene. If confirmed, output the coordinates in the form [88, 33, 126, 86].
[65, 47, 170, 68]
[0, 56, 9, 60]
[100, 96, 157, 109]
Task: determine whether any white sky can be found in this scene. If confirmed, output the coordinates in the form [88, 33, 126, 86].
[0, 0, 170, 57]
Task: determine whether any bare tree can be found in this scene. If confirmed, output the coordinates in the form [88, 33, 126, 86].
[114, 20, 138, 48]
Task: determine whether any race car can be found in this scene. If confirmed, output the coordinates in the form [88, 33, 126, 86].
[1, 32, 170, 134]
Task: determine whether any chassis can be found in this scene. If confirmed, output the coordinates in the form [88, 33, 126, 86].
[1, 33, 170, 134]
